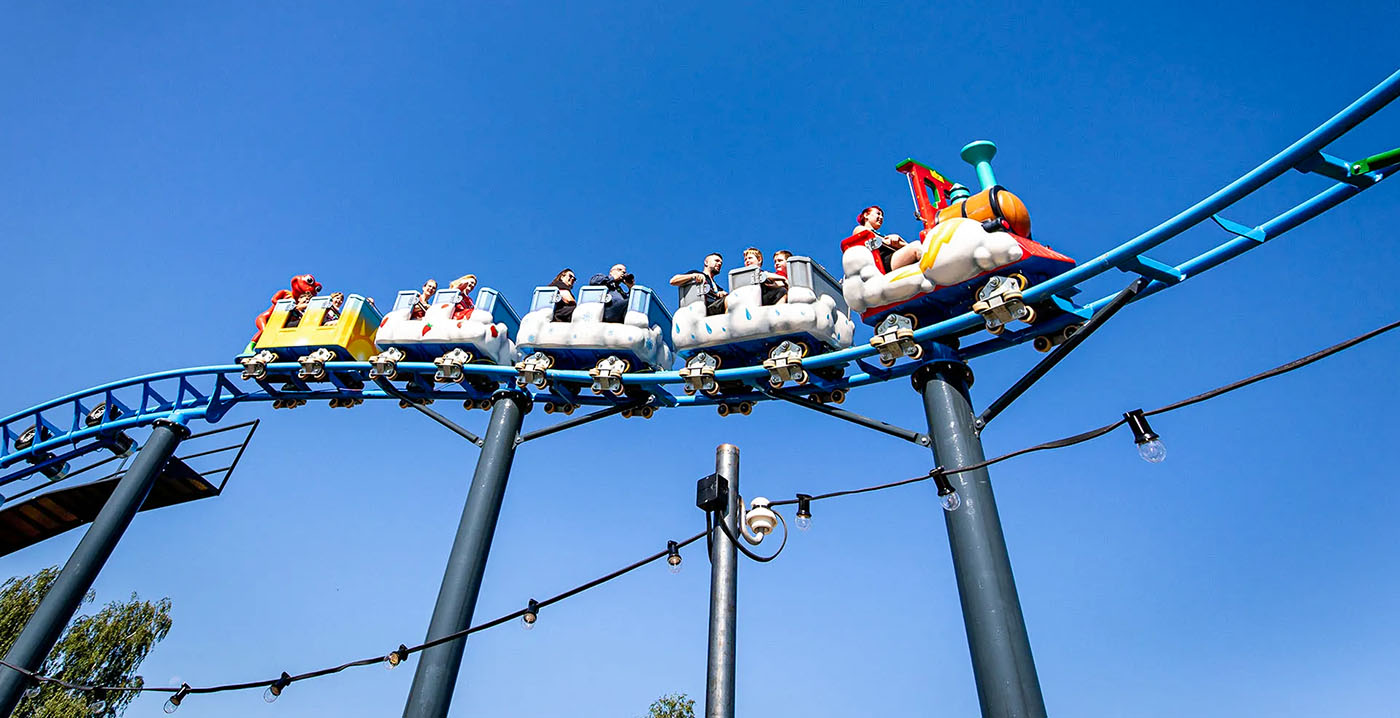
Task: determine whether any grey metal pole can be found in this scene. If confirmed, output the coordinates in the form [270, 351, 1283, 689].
[705, 444, 739, 718]
[402, 390, 529, 718]
[0, 419, 188, 716]
[914, 363, 1047, 718]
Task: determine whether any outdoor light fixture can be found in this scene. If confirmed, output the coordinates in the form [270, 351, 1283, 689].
[521, 599, 540, 630]
[666, 540, 682, 574]
[385, 644, 409, 670]
[741, 497, 778, 545]
[1124, 409, 1166, 463]
[22, 683, 40, 700]
[795, 494, 813, 532]
[163, 684, 190, 714]
[930, 469, 961, 512]
[263, 672, 292, 703]
[89, 693, 107, 715]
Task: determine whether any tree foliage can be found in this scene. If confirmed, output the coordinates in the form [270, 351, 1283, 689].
[646, 692, 696, 718]
[0, 566, 172, 718]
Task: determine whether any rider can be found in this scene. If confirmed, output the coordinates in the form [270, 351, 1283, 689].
[409, 278, 438, 320]
[448, 274, 476, 320]
[590, 263, 634, 323]
[548, 268, 578, 322]
[743, 247, 787, 305]
[855, 206, 920, 271]
[670, 252, 727, 316]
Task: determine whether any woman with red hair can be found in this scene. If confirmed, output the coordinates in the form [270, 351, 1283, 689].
[855, 206, 920, 271]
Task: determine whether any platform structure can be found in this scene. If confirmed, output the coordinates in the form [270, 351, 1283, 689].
[0, 70, 1396, 718]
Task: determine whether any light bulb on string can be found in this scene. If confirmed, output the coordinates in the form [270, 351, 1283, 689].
[263, 672, 291, 703]
[930, 469, 961, 512]
[22, 684, 40, 700]
[794, 494, 813, 532]
[666, 541, 682, 574]
[1124, 410, 1166, 463]
[163, 684, 190, 714]
[521, 599, 539, 630]
[385, 644, 409, 670]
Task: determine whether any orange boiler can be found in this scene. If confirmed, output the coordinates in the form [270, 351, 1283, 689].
[935, 186, 1032, 237]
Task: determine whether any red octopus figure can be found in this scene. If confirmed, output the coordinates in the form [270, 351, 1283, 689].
[249, 274, 321, 346]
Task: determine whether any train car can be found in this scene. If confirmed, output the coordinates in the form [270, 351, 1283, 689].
[672, 257, 854, 400]
[841, 155, 1075, 365]
[369, 286, 520, 386]
[238, 294, 383, 400]
[515, 283, 674, 406]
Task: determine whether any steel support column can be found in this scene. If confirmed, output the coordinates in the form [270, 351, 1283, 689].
[402, 390, 529, 718]
[914, 363, 1046, 718]
[0, 419, 189, 717]
[705, 444, 739, 718]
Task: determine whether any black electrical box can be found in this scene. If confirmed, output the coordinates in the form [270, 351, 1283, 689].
[696, 473, 728, 512]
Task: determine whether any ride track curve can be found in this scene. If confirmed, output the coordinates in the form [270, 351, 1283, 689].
[2, 68, 1398, 483]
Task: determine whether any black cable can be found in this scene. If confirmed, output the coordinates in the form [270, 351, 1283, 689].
[773, 316, 1399, 508]
[0, 530, 708, 699]
[1144, 316, 1400, 417]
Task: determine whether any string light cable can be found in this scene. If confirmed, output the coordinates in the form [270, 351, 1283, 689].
[2, 315, 1395, 705]
[0, 530, 708, 708]
[768, 315, 1400, 510]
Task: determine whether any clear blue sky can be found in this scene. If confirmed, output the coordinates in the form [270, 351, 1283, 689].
[2, 3, 1398, 716]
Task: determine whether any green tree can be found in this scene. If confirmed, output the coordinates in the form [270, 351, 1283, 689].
[646, 693, 695, 718]
[0, 567, 173, 717]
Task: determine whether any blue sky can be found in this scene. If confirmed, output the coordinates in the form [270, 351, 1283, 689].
[2, 2, 1398, 716]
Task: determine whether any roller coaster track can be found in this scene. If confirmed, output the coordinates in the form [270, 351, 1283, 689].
[3, 69, 1398, 483]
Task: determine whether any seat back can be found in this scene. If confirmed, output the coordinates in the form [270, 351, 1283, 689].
[391, 290, 420, 313]
[530, 286, 561, 314]
[677, 281, 706, 307]
[788, 256, 849, 315]
[475, 287, 520, 338]
[627, 286, 671, 338]
[727, 265, 762, 289]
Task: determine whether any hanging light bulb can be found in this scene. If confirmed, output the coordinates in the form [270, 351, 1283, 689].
[163, 684, 190, 714]
[930, 469, 961, 512]
[521, 599, 539, 630]
[263, 672, 292, 703]
[794, 494, 813, 532]
[666, 541, 682, 574]
[385, 644, 409, 670]
[22, 683, 40, 700]
[1124, 409, 1166, 463]
[90, 696, 107, 715]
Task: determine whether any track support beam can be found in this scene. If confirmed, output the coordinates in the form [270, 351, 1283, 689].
[977, 278, 1145, 429]
[402, 390, 530, 718]
[516, 400, 642, 444]
[765, 390, 930, 446]
[0, 419, 189, 717]
[915, 364, 1046, 718]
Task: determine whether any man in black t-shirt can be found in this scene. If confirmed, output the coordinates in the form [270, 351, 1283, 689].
[670, 252, 728, 316]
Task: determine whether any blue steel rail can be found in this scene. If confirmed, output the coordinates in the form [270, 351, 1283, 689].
[2, 70, 1397, 478]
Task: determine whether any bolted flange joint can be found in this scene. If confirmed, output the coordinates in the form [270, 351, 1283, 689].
[151, 418, 193, 440]
[911, 360, 974, 393]
[488, 388, 534, 415]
